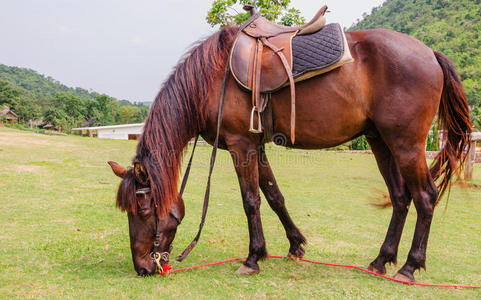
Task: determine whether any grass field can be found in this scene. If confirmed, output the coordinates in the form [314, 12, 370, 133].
[1, 126, 480, 299]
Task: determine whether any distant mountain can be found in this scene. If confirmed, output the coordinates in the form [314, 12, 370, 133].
[350, 0, 481, 108]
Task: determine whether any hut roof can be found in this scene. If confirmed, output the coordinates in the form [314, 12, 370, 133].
[0, 106, 18, 119]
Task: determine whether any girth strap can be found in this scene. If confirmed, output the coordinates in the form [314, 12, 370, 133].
[176, 62, 231, 262]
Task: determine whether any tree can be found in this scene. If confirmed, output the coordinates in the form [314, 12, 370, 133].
[83, 99, 102, 125]
[136, 104, 149, 122]
[0, 80, 24, 108]
[14, 97, 41, 123]
[95, 94, 119, 125]
[118, 105, 141, 124]
[43, 108, 67, 126]
[206, 0, 304, 27]
[50, 92, 84, 119]
[472, 107, 481, 130]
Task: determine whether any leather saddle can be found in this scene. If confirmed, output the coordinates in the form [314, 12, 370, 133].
[230, 5, 353, 144]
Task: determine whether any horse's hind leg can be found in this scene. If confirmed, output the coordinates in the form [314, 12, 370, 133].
[391, 148, 439, 282]
[376, 125, 439, 282]
[366, 132, 412, 275]
[258, 145, 306, 258]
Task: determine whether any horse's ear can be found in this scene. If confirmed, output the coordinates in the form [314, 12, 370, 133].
[108, 161, 127, 178]
[134, 161, 149, 185]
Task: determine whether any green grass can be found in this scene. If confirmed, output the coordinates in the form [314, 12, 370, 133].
[0, 126, 480, 299]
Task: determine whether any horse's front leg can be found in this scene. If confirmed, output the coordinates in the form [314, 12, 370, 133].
[228, 140, 267, 275]
[258, 145, 306, 257]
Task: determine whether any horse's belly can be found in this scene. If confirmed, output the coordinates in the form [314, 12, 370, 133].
[270, 72, 369, 149]
[272, 117, 368, 149]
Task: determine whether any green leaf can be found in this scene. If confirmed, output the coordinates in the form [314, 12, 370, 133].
[206, 0, 304, 27]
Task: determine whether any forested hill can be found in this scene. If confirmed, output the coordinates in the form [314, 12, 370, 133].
[0, 64, 149, 132]
[0, 64, 98, 100]
[350, 0, 481, 114]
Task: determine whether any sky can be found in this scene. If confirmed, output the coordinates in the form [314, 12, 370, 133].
[0, 0, 384, 103]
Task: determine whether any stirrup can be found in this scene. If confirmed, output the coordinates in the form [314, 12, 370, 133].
[249, 106, 263, 134]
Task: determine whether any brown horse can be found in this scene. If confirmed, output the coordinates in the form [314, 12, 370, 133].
[108, 26, 471, 281]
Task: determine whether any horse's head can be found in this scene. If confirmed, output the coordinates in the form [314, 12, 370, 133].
[108, 161, 184, 276]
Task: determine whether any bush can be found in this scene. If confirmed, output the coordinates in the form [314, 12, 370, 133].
[351, 136, 370, 150]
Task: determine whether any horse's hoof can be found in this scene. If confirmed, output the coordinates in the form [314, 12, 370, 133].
[288, 245, 305, 258]
[393, 272, 415, 283]
[367, 264, 385, 275]
[287, 252, 303, 259]
[235, 264, 259, 275]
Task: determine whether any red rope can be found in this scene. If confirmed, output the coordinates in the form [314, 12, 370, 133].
[167, 255, 481, 288]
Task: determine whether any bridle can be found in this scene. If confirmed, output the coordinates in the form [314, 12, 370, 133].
[135, 187, 181, 275]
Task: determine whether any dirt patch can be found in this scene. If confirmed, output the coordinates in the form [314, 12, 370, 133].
[0, 131, 72, 148]
[28, 160, 62, 167]
[14, 165, 42, 173]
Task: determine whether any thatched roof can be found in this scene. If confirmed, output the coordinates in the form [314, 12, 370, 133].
[0, 106, 18, 119]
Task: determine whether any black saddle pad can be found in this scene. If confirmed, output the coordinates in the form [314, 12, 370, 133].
[292, 23, 345, 78]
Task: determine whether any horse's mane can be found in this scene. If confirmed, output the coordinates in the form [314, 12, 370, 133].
[124, 26, 237, 217]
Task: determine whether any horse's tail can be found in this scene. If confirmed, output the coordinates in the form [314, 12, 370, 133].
[430, 50, 472, 201]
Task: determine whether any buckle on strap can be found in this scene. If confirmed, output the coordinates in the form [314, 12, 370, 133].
[151, 251, 170, 276]
[249, 106, 263, 134]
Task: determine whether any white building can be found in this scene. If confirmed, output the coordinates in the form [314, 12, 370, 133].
[72, 123, 144, 140]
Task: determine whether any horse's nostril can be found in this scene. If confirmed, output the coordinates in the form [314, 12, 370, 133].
[138, 267, 152, 276]
[135, 257, 156, 276]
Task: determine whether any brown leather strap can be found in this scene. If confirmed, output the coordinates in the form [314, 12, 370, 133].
[252, 40, 264, 110]
[240, 12, 261, 32]
[178, 135, 198, 198]
[261, 37, 296, 144]
[251, 39, 260, 108]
